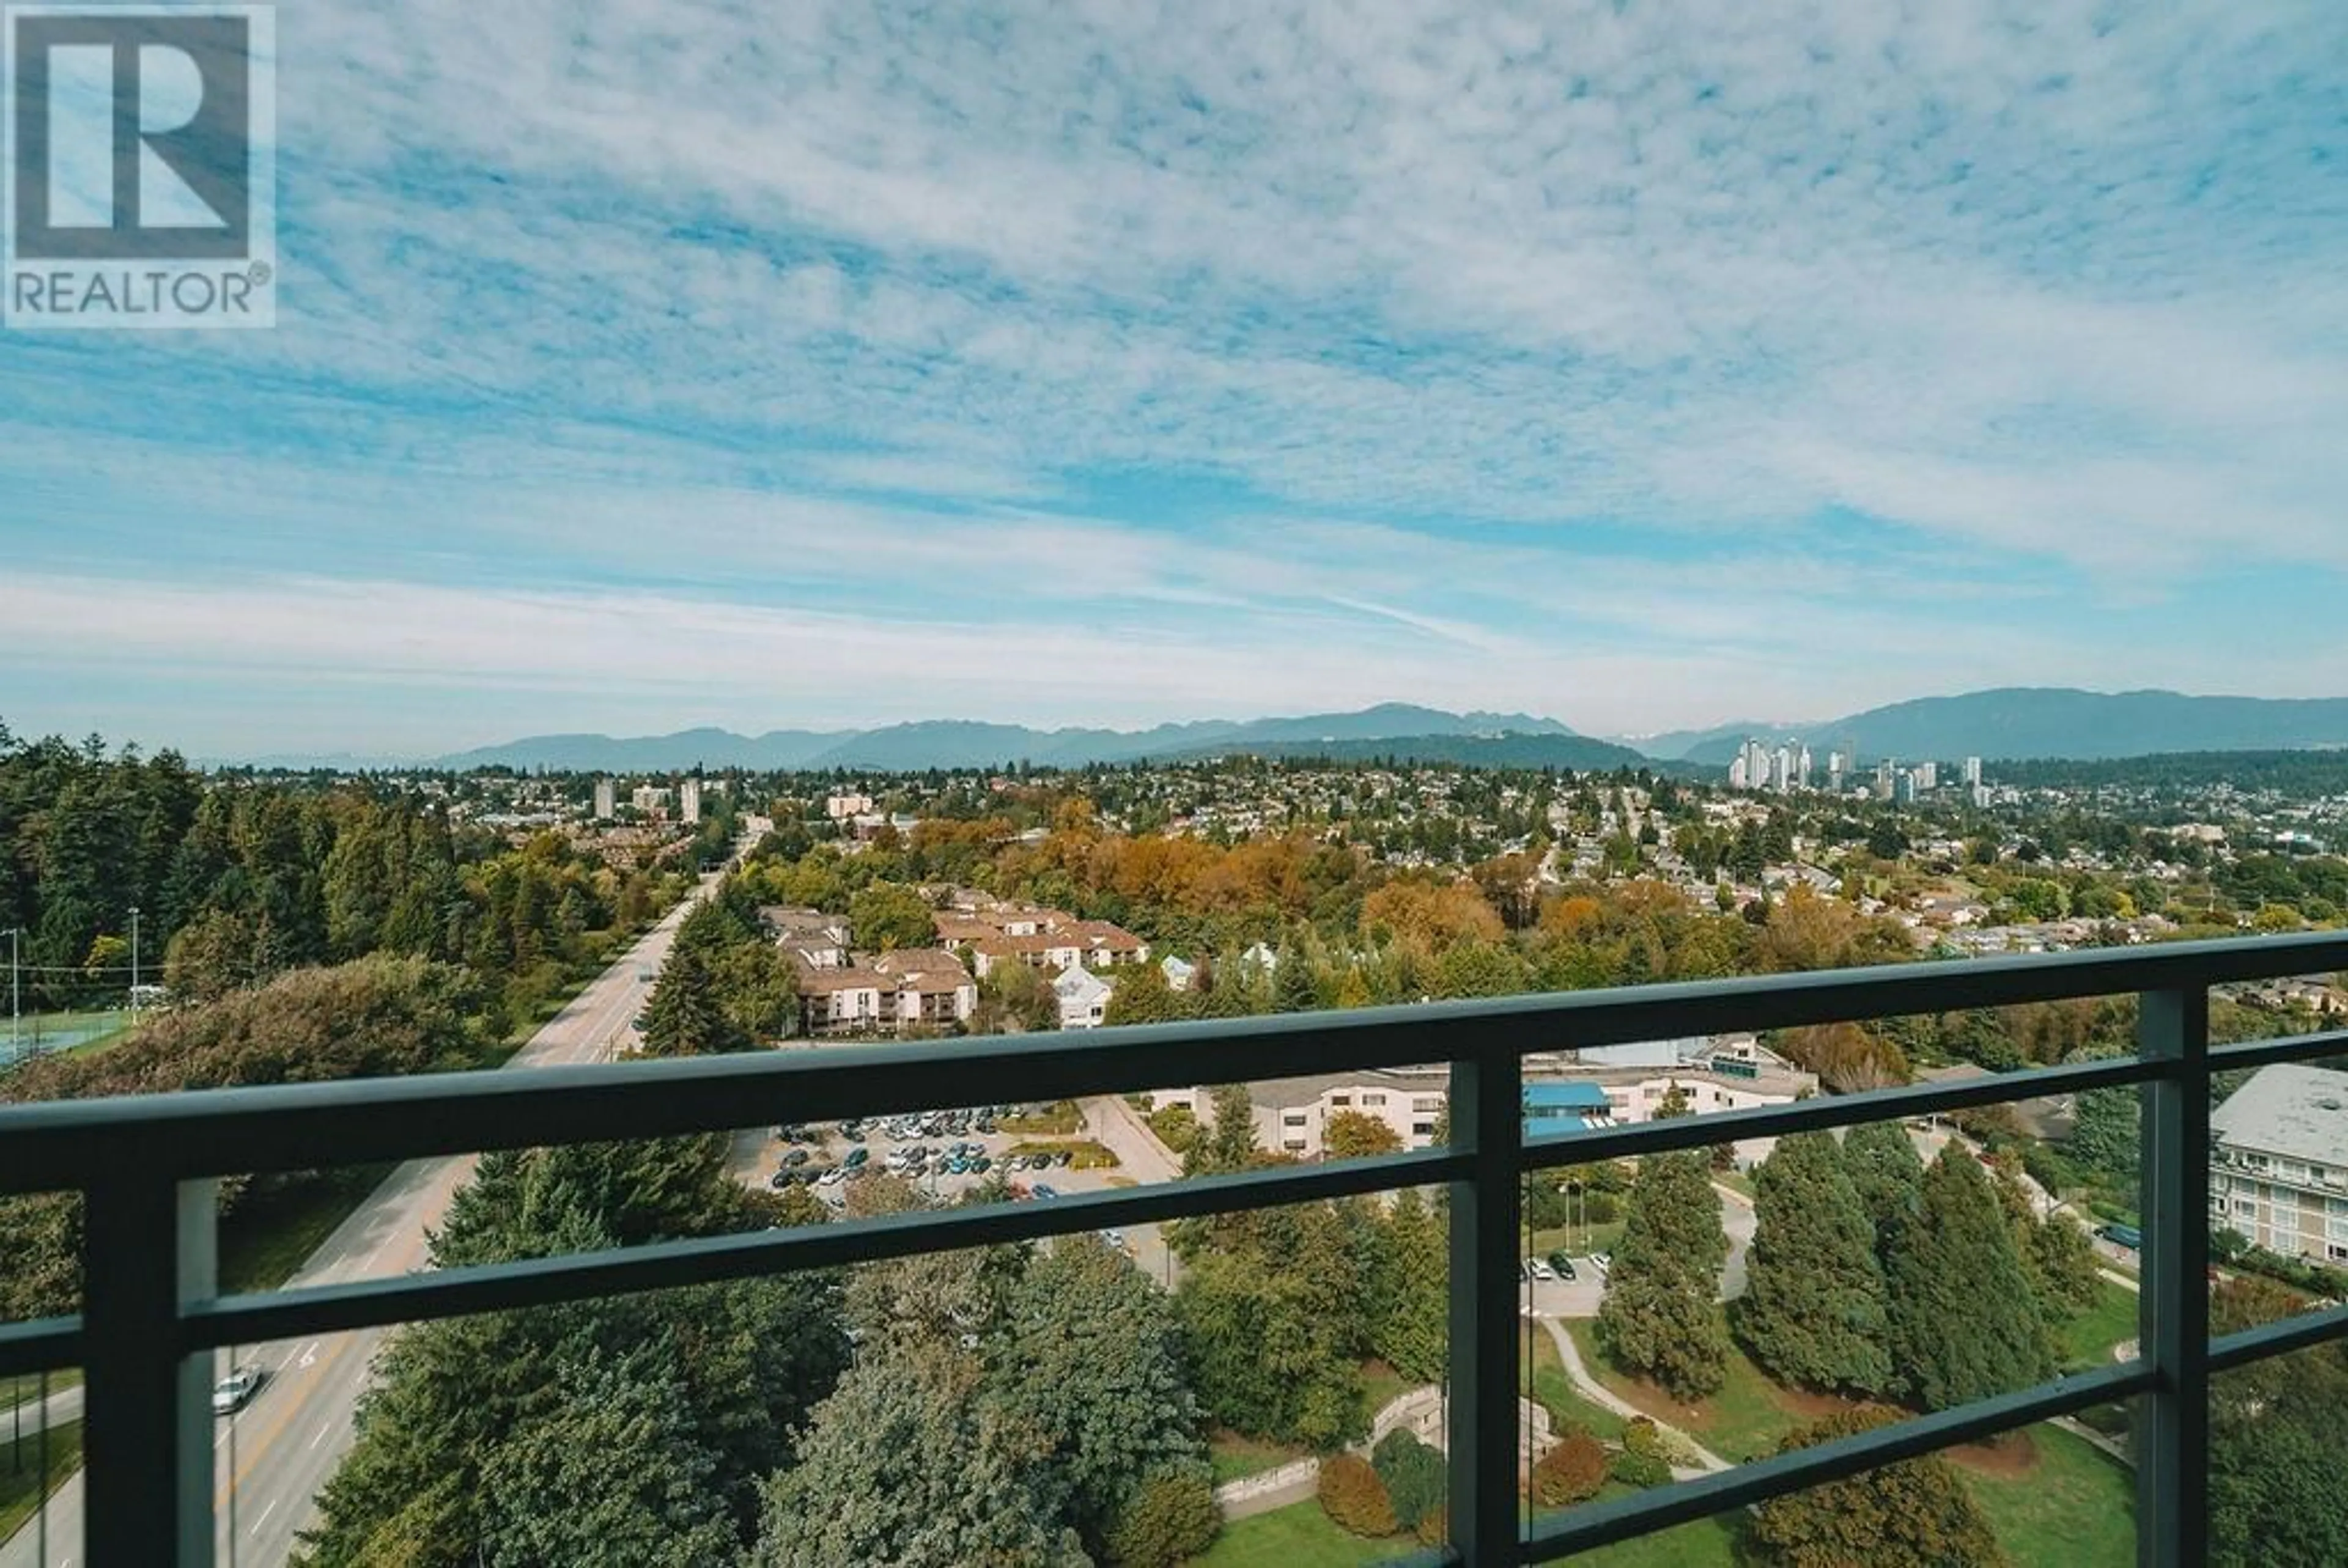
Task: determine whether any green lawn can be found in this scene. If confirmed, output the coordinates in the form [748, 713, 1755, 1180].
[1537, 1485, 1738, 1567]
[1001, 1100, 1085, 1136]
[2057, 1278, 2141, 1372]
[1963, 1424, 2136, 1567]
[1188, 1500, 1421, 1566]
[1360, 1360, 1417, 1416]
[1562, 1320, 1797, 1463]
[1209, 1430, 1312, 1486]
[218, 1164, 395, 1295]
[2, 1370, 81, 1412]
[1526, 1221, 1626, 1261]
[0, 1418, 83, 1541]
[1526, 1325, 1626, 1442]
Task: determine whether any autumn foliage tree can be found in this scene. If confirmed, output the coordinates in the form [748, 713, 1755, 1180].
[1528, 1429, 1607, 1507]
[1316, 1454, 1398, 1537]
[1744, 1407, 2007, 1567]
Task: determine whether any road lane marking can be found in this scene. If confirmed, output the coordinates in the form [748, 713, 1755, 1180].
[248, 1500, 276, 1536]
[216, 1333, 360, 1504]
[309, 1423, 331, 1450]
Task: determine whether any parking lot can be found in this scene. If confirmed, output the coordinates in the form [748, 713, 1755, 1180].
[735, 1101, 1180, 1283]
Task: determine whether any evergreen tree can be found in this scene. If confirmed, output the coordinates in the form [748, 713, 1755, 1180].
[1595, 1150, 1730, 1399]
[638, 941, 733, 1056]
[1733, 1132, 1892, 1396]
[1840, 1121, 1925, 1262]
[1885, 1148, 2051, 1410]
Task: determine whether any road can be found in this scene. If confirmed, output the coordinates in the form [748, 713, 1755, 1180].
[1, 864, 728, 1568]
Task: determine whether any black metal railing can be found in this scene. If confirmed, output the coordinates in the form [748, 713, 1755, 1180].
[4, 932, 2348, 1566]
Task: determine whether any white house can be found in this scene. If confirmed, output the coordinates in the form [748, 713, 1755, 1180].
[1161, 955, 1197, 991]
[1054, 966, 1113, 1030]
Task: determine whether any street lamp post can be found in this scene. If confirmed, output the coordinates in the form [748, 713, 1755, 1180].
[129, 906, 141, 1021]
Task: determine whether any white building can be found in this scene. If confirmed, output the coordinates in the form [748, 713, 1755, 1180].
[1054, 965, 1113, 1031]
[825, 792, 876, 820]
[593, 778, 616, 820]
[632, 784, 673, 814]
[1963, 756, 1984, 787]
[678, 778, 703, 825]
[1161, 954, 1198, 991]
[2210, 1063, 2348, 1265]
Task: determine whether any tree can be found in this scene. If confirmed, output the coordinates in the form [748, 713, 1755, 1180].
[848, 882, 936, 952]
[1316, 1454, 1398, 1537]
[1105, 1465, 1218, 1567]
[752, 1341, 1088, 1568]
[638, 941, 734, 1056]
[2067, 1080, 2139, 1182]
[1595, 1151, 1730, 1400]
[1364, 1190, 1447, 1383]
[1885, 1148, 2051, 1410]
[990, 1234, 1206, 1550]
[1186, 1084, 1260, 1176]
[1733, 1132, 1892, 1397]
[1370, 1430, 1445, 1532]
[1324, 1109, 1403, 1161]
[2208, 1276, 2348, 1566]
[1529, 1429, 1608, 1507]
[1744, 1407, 2007, 1567]
[1839, 1121, 1924, 1262]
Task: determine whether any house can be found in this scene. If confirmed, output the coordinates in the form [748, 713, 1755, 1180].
[789, 945, 977, 1038]
[760, 907, 851, 968]
[1161, 954, 1197, 991]
[1053, 965, 1113, 1030]
[2210, 1063, 2348, 1265]
[941, 905, 1150, 977]
[1148, 1069, 1447, 1158]
[792, 964, 891, 1036]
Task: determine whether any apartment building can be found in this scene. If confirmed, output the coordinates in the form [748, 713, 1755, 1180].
[931, 899, 1149, 977]
[2210, 1062, 2348, 1264]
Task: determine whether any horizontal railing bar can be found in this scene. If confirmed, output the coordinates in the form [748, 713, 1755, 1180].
[0, 1315, 83, 1378]
[181, 1147, 1469, 1350]
[1523, 1052, 2160, 1168]
[2207, 1301, 2348, 1374]
[6, 932, 2344, 1191]
[1519, 1362, 2154, 1563]
[2206, 1028, 2348, 1075]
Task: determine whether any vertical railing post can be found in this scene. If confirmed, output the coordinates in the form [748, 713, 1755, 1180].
[81, 1174, 216, 1567]
[2137, 987, 2209, 1568]
[1448, 1045, 1523, 1564]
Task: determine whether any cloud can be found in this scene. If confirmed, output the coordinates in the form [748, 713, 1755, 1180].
[4, 0, 2347, 748]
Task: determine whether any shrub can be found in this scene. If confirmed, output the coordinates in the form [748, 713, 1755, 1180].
[1106, 1464, 1219, 1567]
[1370, 1429, 1445, 1531]
[1529, 1429, 1608, 1508]
[1608, 1450, 1671, 1489]
[1317, 1454, 1398, 1537]
[1413, 1504, 1447, 1547]
[1622, 1417, 1663, 1459]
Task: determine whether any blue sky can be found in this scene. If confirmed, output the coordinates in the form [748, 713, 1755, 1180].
[4, 0, 2346, 758]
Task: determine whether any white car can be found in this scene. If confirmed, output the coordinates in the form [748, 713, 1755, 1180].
[212, 1367, 261, 1416]
[1589, 1251, 1612, 1278]
[1527, 1257, 1557, 1282]
[816, 1168, 846, 1186]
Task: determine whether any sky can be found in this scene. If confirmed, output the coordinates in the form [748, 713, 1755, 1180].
[4, 0, 2346, 759]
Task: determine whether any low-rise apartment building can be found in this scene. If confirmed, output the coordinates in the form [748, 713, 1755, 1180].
[787, 944, 977, 1039]
[1143, 1036, 1815, 1163]
[2210, 1062, 2348, 1265]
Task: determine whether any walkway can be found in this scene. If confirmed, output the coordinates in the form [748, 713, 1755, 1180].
[1533, 1314, 1730, 1476]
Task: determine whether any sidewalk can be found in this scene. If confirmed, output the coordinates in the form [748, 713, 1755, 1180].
[1534, 1314, 1729, 1476]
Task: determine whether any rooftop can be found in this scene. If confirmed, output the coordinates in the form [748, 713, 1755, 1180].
[2211, 1062, 2348, 1168]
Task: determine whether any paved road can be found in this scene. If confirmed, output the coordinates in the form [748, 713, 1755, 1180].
[1, 864, 729, 1568]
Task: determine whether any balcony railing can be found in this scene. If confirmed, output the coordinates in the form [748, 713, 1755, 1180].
[5, 932, 2348, 1565]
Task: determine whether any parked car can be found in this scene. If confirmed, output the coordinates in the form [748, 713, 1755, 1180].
[844, 1147, 869, 1169]
[1101, 1229, 1126, 1251]
[1052, 1151, 1072, 1168]
[1547, 1250, 1578, 1280]
[1032, 1183, 1059, 1200]
[816, 1168, 846, 1187]
[2096, 1223, 2144, 1251]
[768, 1169, 798, 1190]
[211, 1367, 262, 1416]
[1589, 1251, 1612, 1277]
[1527, 1257, 1557, 1282]
[782, 1148, 810, 1167]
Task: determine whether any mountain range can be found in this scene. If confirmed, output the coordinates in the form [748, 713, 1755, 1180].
[1636, 689, 2348, 767]
[401, 688, 2348, 774]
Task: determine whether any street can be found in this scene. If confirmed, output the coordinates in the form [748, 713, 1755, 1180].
[1, 865, 727, 1568]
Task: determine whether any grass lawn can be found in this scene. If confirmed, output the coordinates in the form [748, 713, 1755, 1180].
[1526, 1325, 1626, 1442]
[1209, 1429, 1312, 1486]
[0, 1418, 83, 1541]
[1962, 1424, 2135, 1567]
[1187, 1500, 1420, 1566]
[1562, 1320, 1796, 1463]
[1006, 1138, 1121, 1169]
[2057, 1278, 2140, 1371]
[1526, 1220, 1626, 1262]
[1537, 1484, 1738, 1567]
[218, 1164, 396, 1295]
[2, 1371, 82, 1412]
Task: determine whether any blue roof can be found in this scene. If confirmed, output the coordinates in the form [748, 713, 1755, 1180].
[1523, 1082, 1611, 1111]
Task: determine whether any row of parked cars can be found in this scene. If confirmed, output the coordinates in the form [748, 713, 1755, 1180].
[1522, 1250, 1609, 1284]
